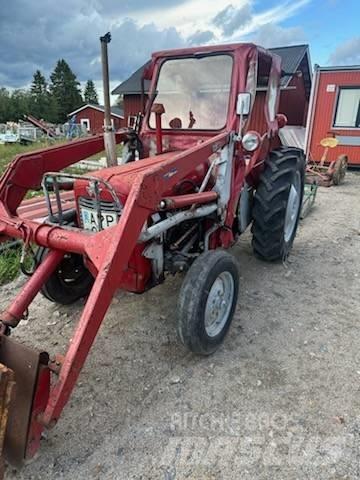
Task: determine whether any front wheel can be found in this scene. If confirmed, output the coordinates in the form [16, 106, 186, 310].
[177, 250, 239, 355]
[252, 147, 305, 261]
[35, 248, 93, 305]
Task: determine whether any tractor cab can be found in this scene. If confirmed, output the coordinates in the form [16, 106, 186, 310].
[70, 44, 284, 231]
[138, 43, 283, 157]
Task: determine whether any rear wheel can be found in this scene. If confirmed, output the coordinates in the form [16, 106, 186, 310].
[252, 147, 305, 261]
[332, 155, 348, 185]
[177, 250, 239, 355]
[36, 248, 93, 305]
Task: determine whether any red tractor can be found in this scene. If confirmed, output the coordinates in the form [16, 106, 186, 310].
[0, 43, 304, 468]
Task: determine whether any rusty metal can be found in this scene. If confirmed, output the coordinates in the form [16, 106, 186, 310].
[305, 163, 334, 187]
[0, 363, 15, 479]
[48, 354, 64, 375]
[305, 138, 347, 187]
[305, 154, 347, 187]
[0, 336, 49, 467]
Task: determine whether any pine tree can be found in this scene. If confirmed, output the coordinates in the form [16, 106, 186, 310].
[84, 80, 99, 105]
[30, 70, 47, 97]
[30, 70, 49, 119]
[0, 88, 11, 123]
[49, 59, 83, 123]
[8, 89, 32, 122]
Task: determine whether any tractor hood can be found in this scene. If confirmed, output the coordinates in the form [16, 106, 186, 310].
[73, 151, 209, 204]
[74, 152, 177, 203]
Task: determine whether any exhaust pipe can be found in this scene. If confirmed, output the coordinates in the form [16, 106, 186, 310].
[100, 32, 117, 168]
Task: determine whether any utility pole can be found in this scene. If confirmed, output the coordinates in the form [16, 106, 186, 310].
[100, 32, 117, 167]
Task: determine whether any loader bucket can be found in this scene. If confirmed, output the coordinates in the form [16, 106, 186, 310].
[0, 363, 15, 478]
[0, 335, 50, 469]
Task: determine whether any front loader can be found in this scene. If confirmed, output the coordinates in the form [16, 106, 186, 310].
[0, 43, 305, 469]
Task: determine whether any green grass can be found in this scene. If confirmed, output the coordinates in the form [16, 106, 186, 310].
[0, 244, 22, 285]
[0, 139, 62, 176]
[0, 140, 123, 175]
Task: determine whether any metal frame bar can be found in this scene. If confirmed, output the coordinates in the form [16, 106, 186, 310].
[42, 172, 122, 229]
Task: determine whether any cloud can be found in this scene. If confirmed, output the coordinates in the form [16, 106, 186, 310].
[0, 0, 309, 92]
[221, 0, 310, 40]
[251, 23, 306, 48]
[213, 4, 252, 36]
[134, 0, 223, 37]
[188, 30, 215, 45]
[0, 2, 185, 88]
[329, 36, 360, 65]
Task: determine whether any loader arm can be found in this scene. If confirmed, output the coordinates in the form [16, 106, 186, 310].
[0, 133, 126, 216]
[0, 129, 230, 465]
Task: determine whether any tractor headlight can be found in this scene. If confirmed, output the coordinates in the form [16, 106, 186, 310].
[242, 132, 260, 152]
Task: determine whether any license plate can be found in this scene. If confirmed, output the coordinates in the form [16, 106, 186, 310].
[80, 207, 118, 232]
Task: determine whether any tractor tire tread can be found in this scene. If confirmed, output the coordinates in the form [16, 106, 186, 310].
[252, 147, 305, 261]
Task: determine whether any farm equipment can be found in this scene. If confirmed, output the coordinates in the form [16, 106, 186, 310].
[306, 137, 348, 187]
[24, 115, 57, 139]
[0, 43, 305, 469]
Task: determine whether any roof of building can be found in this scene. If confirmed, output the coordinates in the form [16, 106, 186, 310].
[314, 64, 360, 72]
[68, 103, 124, 118]
[273, 44, 312, 97]
[112, 44, 311, 97]
[112, 62, 152, 96]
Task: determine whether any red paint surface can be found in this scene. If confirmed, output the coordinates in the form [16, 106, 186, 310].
[279, 75, 308, 126]
[17, 192, 75, 221]
[75, 106, 124, 134]
[123, 95, 146, 126]
[308, 69, 360, 165]
[248, 76, 308, 133]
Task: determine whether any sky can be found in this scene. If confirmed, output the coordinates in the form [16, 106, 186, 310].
[1, 0, 359, 103]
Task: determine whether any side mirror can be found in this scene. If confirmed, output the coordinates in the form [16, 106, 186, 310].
[236, 93, 251, 116]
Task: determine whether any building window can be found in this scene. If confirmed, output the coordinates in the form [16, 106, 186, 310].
[334, 87, 360, 128]
[128, 116, 137, 128]
[80, 118, 90, 131]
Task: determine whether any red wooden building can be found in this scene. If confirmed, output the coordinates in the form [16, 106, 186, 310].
[305, 65, 360, 166]
[68, 104, 124, 135]
[112, 45, 311, 131]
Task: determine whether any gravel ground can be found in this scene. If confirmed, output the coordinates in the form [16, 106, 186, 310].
[2, 172, 360, 480]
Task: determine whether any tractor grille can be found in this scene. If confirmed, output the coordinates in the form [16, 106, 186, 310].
[78, 196, 120, 213]
[78, 196, 121, 229]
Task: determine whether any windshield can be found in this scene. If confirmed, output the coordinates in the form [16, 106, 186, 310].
[149, 54, 233, 131]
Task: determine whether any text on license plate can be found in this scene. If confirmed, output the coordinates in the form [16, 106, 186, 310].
[80, 207, 118, 231]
